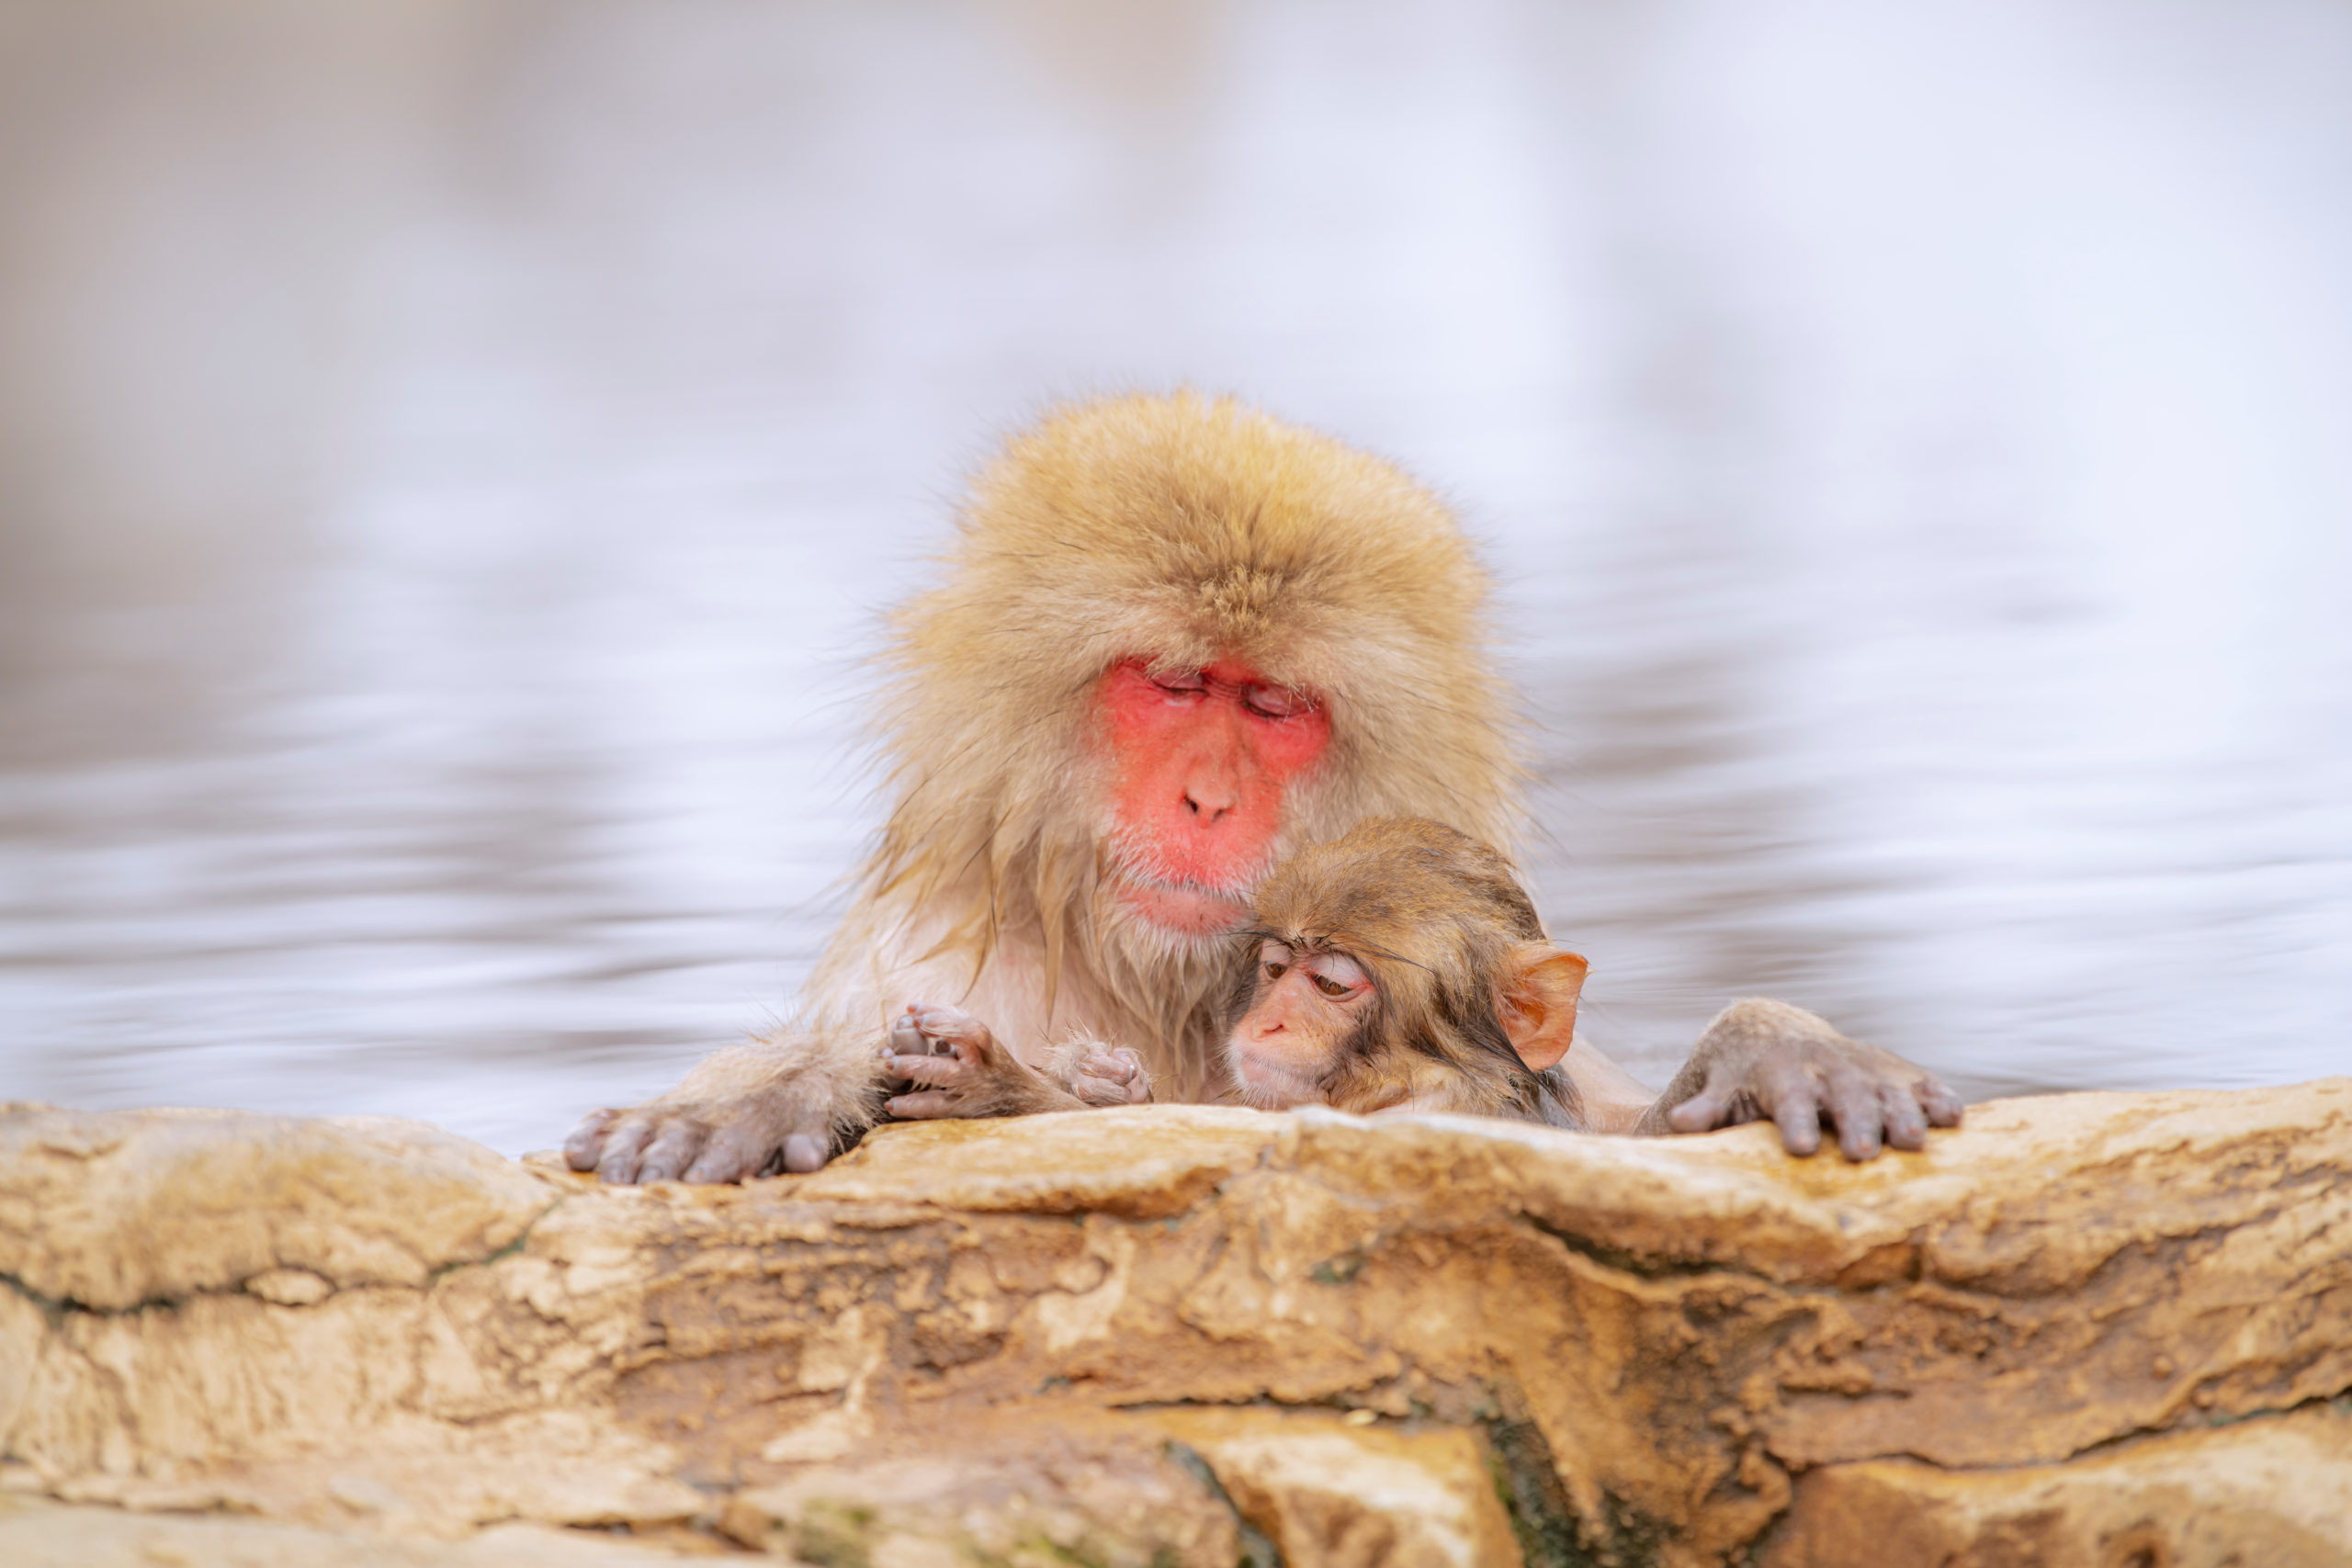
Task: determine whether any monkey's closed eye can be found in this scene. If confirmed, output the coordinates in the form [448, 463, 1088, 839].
[1149, 669, 1209, 698]
[1243, 683, 1314, 719]
[1313, 974, 1350, 998]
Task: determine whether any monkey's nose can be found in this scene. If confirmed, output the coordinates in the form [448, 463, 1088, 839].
[1182, 789, 1233, 824]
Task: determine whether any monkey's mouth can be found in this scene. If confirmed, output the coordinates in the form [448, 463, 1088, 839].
[1227, 1044, 1326, 1110]
[1108, 866, 1253, 940]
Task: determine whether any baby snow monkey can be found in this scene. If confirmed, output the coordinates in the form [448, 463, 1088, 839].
[1227, 817, 1962, 1156]
[1228, 816, 1589, 1125]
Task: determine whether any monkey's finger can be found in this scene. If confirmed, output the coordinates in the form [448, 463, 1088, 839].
[1069, 1062, 1153, 1107]
[885, 1091, 962, 1120]
[1917, 1076, 1966, 1127]
[913, 1008, 1001, 1065]
[1826, 1070, 1884, 1162]
[1880, 1084, 1929, 1152]
[1082, 1052, 1154, 1104]
[909, 1003, 985, 1041]
[1664, 1075, 1740, 1133]
[893, 1053, 978, 1090]
[633, 1122, 706, 1184]
[680, 1121, 776, 1183]
[1762, 1069, 1824, 1156]
[883, 1051, 968, 1088]
[594, 1116, 657, 1184]
[781, 1128, 830, 1173]
[564, 1109, 619, 1171]
[1073, 1049, 1141, 1088]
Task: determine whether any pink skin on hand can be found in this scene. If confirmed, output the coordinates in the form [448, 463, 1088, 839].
[1096, 659, 1330, 939]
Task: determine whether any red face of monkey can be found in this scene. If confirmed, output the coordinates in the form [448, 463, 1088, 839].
[1097, 658, 1331, 941]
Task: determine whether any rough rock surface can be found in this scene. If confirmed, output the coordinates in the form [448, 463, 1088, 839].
[2, 1082, 2347, 1567]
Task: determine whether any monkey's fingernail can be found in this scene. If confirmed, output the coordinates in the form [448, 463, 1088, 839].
[782, 1134, 827, 1173]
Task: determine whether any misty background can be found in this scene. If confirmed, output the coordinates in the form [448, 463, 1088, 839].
[2, 0, 2346, 1154]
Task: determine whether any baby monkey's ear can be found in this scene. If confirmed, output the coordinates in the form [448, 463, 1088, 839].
[1498, 944, 1589, 1072]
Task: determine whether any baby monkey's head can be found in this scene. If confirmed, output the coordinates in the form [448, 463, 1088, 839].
[1224, 817, 1589, 1125]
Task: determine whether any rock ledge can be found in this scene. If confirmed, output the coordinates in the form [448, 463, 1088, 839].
[3, 1084, 2347, 1567]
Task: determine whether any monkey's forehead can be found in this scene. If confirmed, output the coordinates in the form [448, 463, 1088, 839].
[1253, 818, 1544, 942]
[1253, 908, 1454, 968]
[1257, 870, 1428, 932]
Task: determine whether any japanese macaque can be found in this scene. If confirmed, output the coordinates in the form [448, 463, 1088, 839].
[1223, 817, 1962, 1156]
[566, 392, 1952, 1183]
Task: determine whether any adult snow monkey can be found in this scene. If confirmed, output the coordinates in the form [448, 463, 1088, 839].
[566, 392, 1956, 1182]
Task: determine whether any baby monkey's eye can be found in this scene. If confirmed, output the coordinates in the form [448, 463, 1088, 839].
[1299, 952, 1371, 1000]
[1263, 962, 1288, 981]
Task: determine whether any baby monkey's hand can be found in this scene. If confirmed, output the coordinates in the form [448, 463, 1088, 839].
[1041, 1040, 1154, 1107]
[880, 1004, 1091, 1120]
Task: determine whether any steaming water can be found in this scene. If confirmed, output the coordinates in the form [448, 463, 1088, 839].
[2, 0, 2346, 1154]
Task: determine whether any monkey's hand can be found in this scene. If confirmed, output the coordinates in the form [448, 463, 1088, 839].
[1039, 1040, 1154, 1107]
[564, 1039, 874, 1184]
[879, 1003, 1091, 1120]
[1642, 998, 1963, 1161]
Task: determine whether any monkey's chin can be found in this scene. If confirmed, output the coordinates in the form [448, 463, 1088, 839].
[1228, 1050, 1326, 1111]
[1114, 881, 1252, 943]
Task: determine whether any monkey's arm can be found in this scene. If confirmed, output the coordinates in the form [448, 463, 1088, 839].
[1632, 998, 1963, 1160]
[878, 1003, 1150, 1119]
[1553, 1043, 1661, 1134]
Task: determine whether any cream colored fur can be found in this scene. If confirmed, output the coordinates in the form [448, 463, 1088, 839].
[800, 390, 1522, 1111]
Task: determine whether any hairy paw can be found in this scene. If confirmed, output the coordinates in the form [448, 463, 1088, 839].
[878, 1003, 1077, 1120]
[563, 1043, 851, 1183]
[880, 1003, 1012, 1119]
[1046, 1041, 1155, 1107]
[1660, 998, 1963, 1161]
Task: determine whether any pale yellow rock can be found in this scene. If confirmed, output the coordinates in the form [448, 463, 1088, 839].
[1, 1084, 2346, 1566]
[247, 1269, 333, 1307]
[1756, 1400, 2352, 1568]
[0, 1494, 707, 1566]
[0, 1106, 556, 1308]
[720, 1438, 1246, 1566]
[1151, 1407, 1522, 1568]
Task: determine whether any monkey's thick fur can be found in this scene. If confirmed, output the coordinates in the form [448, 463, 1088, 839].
[784, 391, 1525, 1134]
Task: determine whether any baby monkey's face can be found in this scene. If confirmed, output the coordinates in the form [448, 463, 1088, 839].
[1226, 938, 1378, 1108]
[1223, 816, 1587, 1120]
